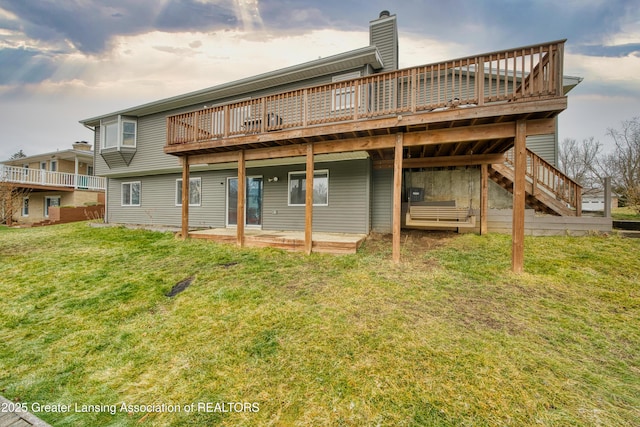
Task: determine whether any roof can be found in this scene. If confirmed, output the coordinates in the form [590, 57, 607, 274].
[80, 45, 384, 127]
[1, 148, 94, 165]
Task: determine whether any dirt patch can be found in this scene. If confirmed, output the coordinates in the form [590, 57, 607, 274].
[363, 230, 457, 258]
[166, 276, 195, 297]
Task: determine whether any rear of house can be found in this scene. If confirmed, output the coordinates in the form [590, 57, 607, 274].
[81, 11, 603, 243]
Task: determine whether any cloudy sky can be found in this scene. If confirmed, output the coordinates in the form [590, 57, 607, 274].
[1, 0, 639, 161]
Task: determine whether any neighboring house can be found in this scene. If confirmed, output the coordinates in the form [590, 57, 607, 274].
[79, 11, 609, 264]
[0, 141, 105, 226]
[581, 189, 619, 212]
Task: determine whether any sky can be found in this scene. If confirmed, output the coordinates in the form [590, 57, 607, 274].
[0, 0, 639, 161]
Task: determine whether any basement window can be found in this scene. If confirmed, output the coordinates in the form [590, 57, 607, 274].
[288, 170, 329, 206]
[176, 178, 202, 206]
[122, 181, 141, 206]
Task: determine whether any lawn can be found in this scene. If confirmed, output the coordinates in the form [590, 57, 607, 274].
[0, 223, 638, 426]
[612, 206, 640, 220]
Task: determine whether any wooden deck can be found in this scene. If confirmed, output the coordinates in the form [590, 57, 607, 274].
[190, 229, 367, 254]
[0, 395, 52, 427]
[165, 40, 573, 271]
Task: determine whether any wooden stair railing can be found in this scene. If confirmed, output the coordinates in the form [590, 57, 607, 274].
[490, 148, 582, 216]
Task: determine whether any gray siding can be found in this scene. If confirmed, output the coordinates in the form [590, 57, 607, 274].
[105, 159, 371, 234]
[95, 69, 368, 178]
[106, 171, 228, 228]
[371, 168, 393, 233]
[370, 15, 398, 71]
[259, 159, 370, 234]
[527, 133, 557, 166]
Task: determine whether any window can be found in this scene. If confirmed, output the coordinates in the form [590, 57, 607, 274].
[101, 116, 137, 150]
[122, 121, 137, 146]
[50, 160, 57, 172]
[122, 182, 141, 206]
[102, 121, 119, 148]
[333, 87, 354, 111]
[176, 178, 202, 206]
[288, 170, 329, 206]
[332, 72, 360, 112]
[22, 198, 29, 216]
[44, 196, 60, 218]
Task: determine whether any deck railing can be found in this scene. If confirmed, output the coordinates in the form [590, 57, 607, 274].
[505, 148, 582, 214]
[0, 164, 106, 191]
[167, 40, 565, 146]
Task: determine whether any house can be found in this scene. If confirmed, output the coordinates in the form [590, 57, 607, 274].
[79, 11, 610, 270]
[0, 141, 105, 226]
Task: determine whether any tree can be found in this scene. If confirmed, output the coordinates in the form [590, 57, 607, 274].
[0, 182, 31, 226]
[558, 137, 603, 189]
[9, 150, 27, 160]
[602, 118, 640, 212]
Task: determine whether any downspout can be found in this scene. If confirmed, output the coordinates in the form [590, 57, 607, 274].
[82, 123, 107, 223]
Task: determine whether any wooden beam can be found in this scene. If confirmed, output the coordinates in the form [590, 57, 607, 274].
[187, 119, 555, 166]
[392, 133, 403, 264]
[480, 163, 488, 235]
[305, 143, 314, 255]
[181, 156, 190, 239]
[372, 153, 506, 169]
[512, 120, 527, 273]
[237, 150, 245, 248]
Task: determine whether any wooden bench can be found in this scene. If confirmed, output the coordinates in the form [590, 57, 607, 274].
[405, 205, 476, 229]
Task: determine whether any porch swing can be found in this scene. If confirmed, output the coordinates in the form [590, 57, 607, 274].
[404, 166, 476, 230]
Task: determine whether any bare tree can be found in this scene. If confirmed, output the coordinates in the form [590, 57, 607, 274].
[602, 118, 640, 212]
[558, 137, 604, 189]
[0, 182, 31, 225]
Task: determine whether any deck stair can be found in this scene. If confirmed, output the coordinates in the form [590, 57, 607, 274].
[489, 148, 582, 216]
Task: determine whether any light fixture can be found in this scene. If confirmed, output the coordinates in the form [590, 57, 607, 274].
[268, 177, 279, 182]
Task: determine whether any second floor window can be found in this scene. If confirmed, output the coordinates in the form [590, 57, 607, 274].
[101, 116, 137, 150]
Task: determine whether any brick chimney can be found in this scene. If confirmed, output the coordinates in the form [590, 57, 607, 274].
[73, 141, 92, 151]
[369, 10, 398, 72]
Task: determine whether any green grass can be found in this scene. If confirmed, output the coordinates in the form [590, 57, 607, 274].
[0, 223, 639, 426]
[612, 206, 640, 220]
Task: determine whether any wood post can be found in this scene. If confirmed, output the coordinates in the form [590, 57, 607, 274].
[604, 177, 612, 218]
[512, 120, 527, 273]
[392, 133, 403, 264]
[305, 143, 314, 255]
[237, 150, 245, 247]
[181, 156, 190, 239]
[480, 163, 488, 235]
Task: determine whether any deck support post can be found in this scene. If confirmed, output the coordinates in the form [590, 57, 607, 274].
[604, 176, 612, 218]
[237, 150, 245, 248]
[305, 143, 314, 255]
[392, 133, 403, 264]
[480, 163, 488, 235]
[512, 120, 527, 273]
[181, 156, 190, 239]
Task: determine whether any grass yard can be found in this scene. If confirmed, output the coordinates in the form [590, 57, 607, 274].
[612, 206, 640, 220]
[0, 223, 638, 426]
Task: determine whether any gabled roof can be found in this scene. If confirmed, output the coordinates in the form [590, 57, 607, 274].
[80, 45, 384, 127]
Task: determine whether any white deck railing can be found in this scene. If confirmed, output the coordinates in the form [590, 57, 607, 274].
[0, 164, 106, 191]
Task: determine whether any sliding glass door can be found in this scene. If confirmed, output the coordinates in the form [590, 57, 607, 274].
[227, 177, 263, 227]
